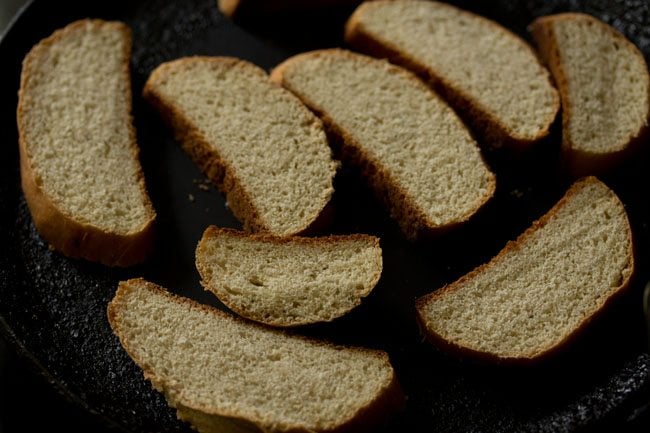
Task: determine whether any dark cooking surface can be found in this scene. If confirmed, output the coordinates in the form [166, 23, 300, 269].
[0, 0, 649, 432]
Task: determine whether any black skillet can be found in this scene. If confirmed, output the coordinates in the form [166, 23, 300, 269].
[0, 0, 649, 432]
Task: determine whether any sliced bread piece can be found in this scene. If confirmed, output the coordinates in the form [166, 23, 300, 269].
[143, 57, 337, 237]
[416, 177, 634, 362]
[345, 0, 560, 149]
[108, 278, 403, 433]
[196, 226, 382, 327]
[218, 0, 361, 18]
[530, 13, 650, 175]
[17, 20, 156, 266]
[271, 48, 495, 240]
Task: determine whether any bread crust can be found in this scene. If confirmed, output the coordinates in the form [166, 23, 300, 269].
[415, 177, 635, 364]
[17, 20, 156, 267]
[196, 226, 383, 327]
[344, 0, 560, 150]
[143, 56, 335, 237]
[530, 13, 650, 176]
[270, 48, 496, 240]
[107, 278, 404, 433]
[217, 0, 240, 17]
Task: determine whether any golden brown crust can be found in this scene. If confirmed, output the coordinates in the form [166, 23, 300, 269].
[107, 278, 404, 433]
[415, 177, 635, 364]
[530, 13, 650, 176]
[143, 56, 335, 237]
[217, 0, 240, 17]
[195, 226, 383, 327]
[344, 1, 560, 150]
[270, 48, 496, 240]
[201, 225, 380, 249]
[17, 19, 156, 267]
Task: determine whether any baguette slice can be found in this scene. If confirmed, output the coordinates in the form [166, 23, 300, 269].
[416, 177, 634, 362]
[219, 0, 361, 18]
[271, 49, 495, 240]
[530, 13, 650, 175]
[17, 20, 156, 266]
[143, 57, 337, 237]
[108, 278, 403, 433]
[196, 226, 382, 327]
[345, 0, 560, 149]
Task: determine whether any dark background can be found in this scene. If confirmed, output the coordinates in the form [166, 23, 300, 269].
[1, 1, 649, 432]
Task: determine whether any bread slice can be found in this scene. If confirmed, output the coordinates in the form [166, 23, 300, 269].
[271, 48, 495, 240]
[107, 278, 403, 433]
[416, 177, 634, 362]
[530, 13, 650, 175]
[143, 57, 337, 237]
[218, 0, 360, 18]
[17, 20, 156, 267]
[345, 0, 560, 149]
[196, 226, 382, 327]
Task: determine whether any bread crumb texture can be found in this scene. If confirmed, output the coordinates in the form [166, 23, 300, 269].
[144, 57, 337, 236]
[108, 279, 397, 432]
[197, 227, 382, 326]
[274, 49, 495, 236]
[348, 0, 558, 142]
[417, 177, 633, 360]
[533, 13, 650, 154]
[19, 20, 152, 235]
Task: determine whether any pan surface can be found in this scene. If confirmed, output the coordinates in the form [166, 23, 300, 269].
[0, 0, 649, 432]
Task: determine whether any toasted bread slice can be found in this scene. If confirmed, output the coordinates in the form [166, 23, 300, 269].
[218, 0, 361, 18]
[416, 177, 634, 362]
[271, 49, 495, 240]
[17, 20, 156, 266]
[345, 0, 559, 149]
[530, 13, 650, 175]
[143, 57, 337, 237]
[196, 226, 382, 327]
[108, 278, 403, 433]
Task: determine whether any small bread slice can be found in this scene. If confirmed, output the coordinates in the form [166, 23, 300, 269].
[17, 20, 156, 266]
[416, 177, 634, 362]
[108, 278, 403, 433]
[345, 0, 560, 149]
[218, 0, 361, 18]
[271, 49, 495, 240]
[196, 226, 382, 327]
[143, 57, 337, 237]
[530, 13, 650, 175]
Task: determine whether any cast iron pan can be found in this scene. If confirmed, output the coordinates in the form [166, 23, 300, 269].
[0, 0, 649, 432]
